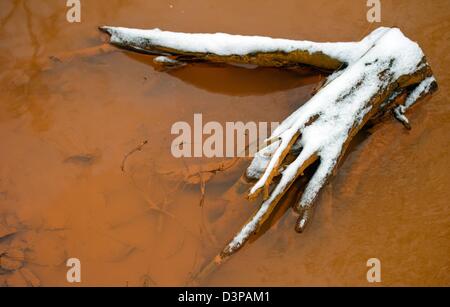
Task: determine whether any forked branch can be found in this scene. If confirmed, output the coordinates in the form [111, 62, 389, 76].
[100, 26, 438, 284]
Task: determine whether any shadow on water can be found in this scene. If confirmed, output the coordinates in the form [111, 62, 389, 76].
[125, 52, 325, 96]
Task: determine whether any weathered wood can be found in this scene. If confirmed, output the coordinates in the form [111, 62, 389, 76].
[99, 26, 390, 71]
[100, 26, 437, 285]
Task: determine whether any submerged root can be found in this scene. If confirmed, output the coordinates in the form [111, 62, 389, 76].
[158, 157, 244, 186]
[121, 140, 149, 172]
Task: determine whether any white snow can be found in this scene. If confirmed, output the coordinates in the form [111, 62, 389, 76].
[404, 76, 436, 109]
[394, 76, 436, 126]
[246, 140, 280, 180]
[154, 55, 179, 64]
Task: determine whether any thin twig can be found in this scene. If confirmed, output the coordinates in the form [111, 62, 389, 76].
[121, 140, 149, 172]
[198, 171, 206, 207]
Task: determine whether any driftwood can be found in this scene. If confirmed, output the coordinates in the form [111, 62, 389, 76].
[100, 26, 437, 283]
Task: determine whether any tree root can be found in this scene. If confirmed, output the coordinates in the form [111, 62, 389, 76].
[99, 26, 438, 285]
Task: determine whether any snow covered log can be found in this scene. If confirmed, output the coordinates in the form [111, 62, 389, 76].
[100, 26, 437, 280]
[99, 26, 390, 71]
[225, 28, 436, 256]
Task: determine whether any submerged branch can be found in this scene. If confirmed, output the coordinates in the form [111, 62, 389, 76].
[121, 140, 149, 172]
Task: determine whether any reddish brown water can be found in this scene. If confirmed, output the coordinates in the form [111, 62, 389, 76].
[0, 0, 449, 286]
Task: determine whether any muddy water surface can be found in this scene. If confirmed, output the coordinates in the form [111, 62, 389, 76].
[0, 0, 449, 286]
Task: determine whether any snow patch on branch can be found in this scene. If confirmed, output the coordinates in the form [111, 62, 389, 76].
[154, 55, 178, 64]
[404, 76, 436, 109]
[394, 76, 436, 127]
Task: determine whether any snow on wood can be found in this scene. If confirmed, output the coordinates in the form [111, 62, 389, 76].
[228, 28, 435, 254]
[393, 76, 437, 128]
[100, 26, 389, 70]
[101, 25, 438, 281]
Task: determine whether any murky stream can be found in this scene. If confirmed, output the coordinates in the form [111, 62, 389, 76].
[0, 0, 449, 286]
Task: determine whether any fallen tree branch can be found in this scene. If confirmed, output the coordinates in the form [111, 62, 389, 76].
[100, 26, 438, 284]
[99, 26, 390, 71]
